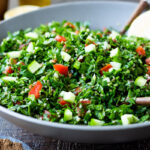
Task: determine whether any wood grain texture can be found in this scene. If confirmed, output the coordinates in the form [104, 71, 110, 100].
[1, 117, 150, 150]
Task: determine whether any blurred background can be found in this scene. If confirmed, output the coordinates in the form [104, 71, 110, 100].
[0, 0, 139, 20]
[9, 0, 139, 9]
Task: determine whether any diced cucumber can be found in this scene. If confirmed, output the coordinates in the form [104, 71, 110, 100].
[25, 32, 38, 40]
[86, 35, 94, 41]
[26, 42, 35, 53]
[89, 118, 104, 126]
[73, 60, 81, 69]
[64, 109, 72, 121]
[63, 91, 76, 103]
[1, 76, 17, 82]
[61, 51, 71, 62]
[91, 74, 96, 83]
[7, 51, 22, 58]
[109, 30, 120, 40]
[59, 91, 66, 97]
[44, 32, 50, 38]
[28, 60, 42, 74]
[53, 72, 59, 79]
[20, 77, 29, 81]
[110, 62, 121, 71]
[110, 47, 119, 58]
[102, 41, 111, 50]
[85, 44, 96, 53]
[134, 76, 147, 87]
[121, 114, 139, 125]
[103, 77, 110, 83]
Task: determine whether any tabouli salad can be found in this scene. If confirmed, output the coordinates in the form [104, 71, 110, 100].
[0, 21, 150, 126]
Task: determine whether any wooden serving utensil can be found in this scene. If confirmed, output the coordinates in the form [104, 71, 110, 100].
[136, 97, 150, 105]
[120, 0, 149, 35]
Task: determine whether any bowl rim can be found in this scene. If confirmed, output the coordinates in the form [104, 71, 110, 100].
[1, 0, 147, 131]
[1, 105, 150, 131]
[0, 0, 138, 24]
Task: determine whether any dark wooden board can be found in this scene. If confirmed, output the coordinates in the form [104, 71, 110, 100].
[1, 117, 150, 150]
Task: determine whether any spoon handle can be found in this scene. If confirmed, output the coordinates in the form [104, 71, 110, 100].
[136, 97, 150, 105]
[120, 0, 149, 35]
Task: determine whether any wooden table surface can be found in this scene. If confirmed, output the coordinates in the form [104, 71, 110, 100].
[1, 117, 150, 150]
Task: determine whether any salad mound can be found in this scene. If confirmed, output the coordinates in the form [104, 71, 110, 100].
[0, 21, 150, 126]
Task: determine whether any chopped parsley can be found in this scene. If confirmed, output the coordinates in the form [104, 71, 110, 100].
[0, 20, 150, 126]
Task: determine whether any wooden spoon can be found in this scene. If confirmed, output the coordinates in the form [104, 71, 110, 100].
[120, 0, 149, 35]
[136, 97, 150, 105]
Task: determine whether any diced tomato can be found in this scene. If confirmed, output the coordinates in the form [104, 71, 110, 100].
[14, 101, 21, 105]
[20, 62, 25, 65]
[28, 81, 43, 99]
[145, 57, 150, 65]
[74, 87, 82, 96]
[80, 99, 91, 104]
[85, 40, 96, 47]
[113, 39, 117, 43]
[75, 30, 79, 35]
[147, 66, 150, 75]
[53, 64, 68, 76]
[100, 64, 112, 75]
[136, 46, 146, 56]
[64, 22, 75, 29]
[3, 66, 13, 75]
[55, 35, 66, 42]
[58, 97, 69, 106]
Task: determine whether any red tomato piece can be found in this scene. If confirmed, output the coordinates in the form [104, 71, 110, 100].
[53, 64, 68, 76]
[28, 81, 43, 99]
[14, 101, 21, 105]
[55, 35, 66, 42]
[147, 66, 150, 75]
[136, 46, 146, 56]
[3, 66, 13, 75]
[145, 57, 150, 65]
[80, 100, 91, 104]
[58, 97, 69, 106]
[100, 64, 112, 75]
[85, 40, 96, 47]
[64, 22, 75, 29]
